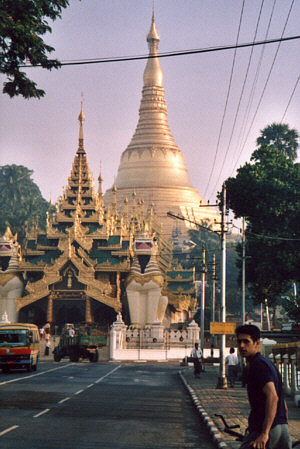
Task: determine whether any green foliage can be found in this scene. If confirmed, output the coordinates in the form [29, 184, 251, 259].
[256, 123, 298, 161]
[282, 293, 300, 322]
[174, 224, 240, 315]
[0, 164, 53, 242]
[225, 143, 300, 306]
[0, 0, 71, 98]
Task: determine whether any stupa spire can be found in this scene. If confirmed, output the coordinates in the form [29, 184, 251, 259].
[143, 10, 162, 87]
[77, 99, 86, 155]
[116, 13, 188, 182]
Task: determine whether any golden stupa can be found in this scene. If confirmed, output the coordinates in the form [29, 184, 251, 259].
[104, 13, 219, 234]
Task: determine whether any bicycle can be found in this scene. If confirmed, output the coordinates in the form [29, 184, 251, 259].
[215, 414, 300, 448]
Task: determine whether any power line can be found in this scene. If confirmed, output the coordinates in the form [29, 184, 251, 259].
[203, 0, 245, 199]
[229, 0, 277, 175]
[22, 35, 300, 68]
[281, 75, 300, 122]
[232, 224, 300, 241]
[230, 0, 296, 174]
[208, 0, 266, 199]
[246, 230, 300, 242]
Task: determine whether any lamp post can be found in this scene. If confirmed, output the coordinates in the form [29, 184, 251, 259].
[216, 183, 227, 389]
[200, 246, 206, 355]
[242, 217, 246, 324]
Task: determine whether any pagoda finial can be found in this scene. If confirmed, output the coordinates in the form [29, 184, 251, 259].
[77, 97, 86, 155]
[112, 178, 117, 215]
[96, 162, 104, 213]
[143, 10, 163, 87]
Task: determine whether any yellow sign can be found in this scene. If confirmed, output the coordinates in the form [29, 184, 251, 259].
[210, 322, 236, 335]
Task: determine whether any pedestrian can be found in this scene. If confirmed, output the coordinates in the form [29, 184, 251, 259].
[190, 342, 202, 378]
[225, 347, 239, 387]
[44, 333, 51, 356]
[236, 324, 292, 449]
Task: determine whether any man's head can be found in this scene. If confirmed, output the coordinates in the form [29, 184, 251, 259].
[230, 347, 235, 354]
[195, 342, 199, 349]
[235, 324, 261, 360]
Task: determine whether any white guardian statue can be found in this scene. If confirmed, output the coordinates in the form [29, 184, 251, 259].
[0, 228, 23, 322]
[126, 233, 168, 328]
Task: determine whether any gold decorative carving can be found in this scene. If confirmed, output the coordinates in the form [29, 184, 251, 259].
[166, 273, 193, 282]
[126, 273, 164, 288]
[0, 272, 18, 286]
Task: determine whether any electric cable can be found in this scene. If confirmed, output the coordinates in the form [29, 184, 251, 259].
[202, 0, 245, 199]
[21, 35, 300, 68]
[230, 0, 295, 174]
[245, 231, 300, 242]
[230, 0, 277, 172]
[281, 75, 300, 122]
[207, 0, 266, 200]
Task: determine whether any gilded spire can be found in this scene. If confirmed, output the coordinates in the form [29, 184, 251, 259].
[77, 99, 86, 155]
[112, 179, 117, 215]
[115, 13, 189, 187]
[143, 11, 163, 87]
[97, 162, 103, 196]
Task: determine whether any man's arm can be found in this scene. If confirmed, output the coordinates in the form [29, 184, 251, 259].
[285, 400, 288, 419]
[251, 381, 278, 449]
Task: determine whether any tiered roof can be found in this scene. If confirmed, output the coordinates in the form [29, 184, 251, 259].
[17, 105, 176, 314]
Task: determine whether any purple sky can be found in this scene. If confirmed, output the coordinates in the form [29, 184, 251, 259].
[0, 0, 299, 214]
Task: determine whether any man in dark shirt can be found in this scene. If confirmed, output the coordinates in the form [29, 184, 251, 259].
[235, 324, 292, 449]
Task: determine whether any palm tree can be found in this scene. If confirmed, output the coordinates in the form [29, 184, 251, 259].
[256, 123, 298, 160]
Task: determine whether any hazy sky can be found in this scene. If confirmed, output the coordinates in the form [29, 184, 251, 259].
[1, 0, 299, 211]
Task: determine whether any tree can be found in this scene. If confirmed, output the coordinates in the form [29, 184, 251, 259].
[174, 224, 240, 315]
[0, 0, 71, 99]
[0, 164, 53, 241]
[256, 123, 299, 161]
[282, 294, 300, 322]
[225, 145, 300, 307]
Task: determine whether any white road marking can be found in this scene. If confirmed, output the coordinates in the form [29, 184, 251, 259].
[58, 397, 70, 404]
[33, 408, 50, 418]
[95, 364, 121, 383]
[75, 389, 83, 395]
[87, 383, 94, 388]
[0, 425, 19, 437]
[0, 363, 75, 386]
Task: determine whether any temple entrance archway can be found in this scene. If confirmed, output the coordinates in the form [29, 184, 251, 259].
[53, 300, 86, 330]
[92, 300, 117, 329]
[18, 298, 47, 327]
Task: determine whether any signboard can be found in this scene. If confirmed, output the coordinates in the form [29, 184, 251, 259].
[210, 322, 236, 335]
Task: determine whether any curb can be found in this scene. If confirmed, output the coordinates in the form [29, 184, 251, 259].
[179, 370, 231, 449]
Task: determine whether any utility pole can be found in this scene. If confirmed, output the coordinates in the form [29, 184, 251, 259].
[200, 246, 206, 355]
[242, 216, 246, 324]
[217, 183, 227, 389]
[211, 253, 216, 357]
[212, 254, 216, 322]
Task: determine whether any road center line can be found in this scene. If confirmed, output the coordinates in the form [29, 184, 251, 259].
[75, 389, 83, 395]
[95, 364, 121, 383]
[33, 408, 50, 418]
[0, 425, 19, 437]
[0, 363, 75, 386]
[87, 383, 94, 388]
[58, 397, 70, 404]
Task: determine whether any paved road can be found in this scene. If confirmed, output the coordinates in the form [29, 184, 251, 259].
[0, 361, 215, 449]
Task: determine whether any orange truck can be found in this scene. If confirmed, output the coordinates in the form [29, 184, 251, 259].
[0, 323, 40, 372]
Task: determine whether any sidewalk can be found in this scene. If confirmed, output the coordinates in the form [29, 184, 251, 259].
[180, 365, 300, 449]
[39, 336, 59, 362]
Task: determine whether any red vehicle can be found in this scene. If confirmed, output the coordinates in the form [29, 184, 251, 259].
[0, 323, 40, 372]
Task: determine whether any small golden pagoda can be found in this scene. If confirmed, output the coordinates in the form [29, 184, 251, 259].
[16, 104, 195, 330]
